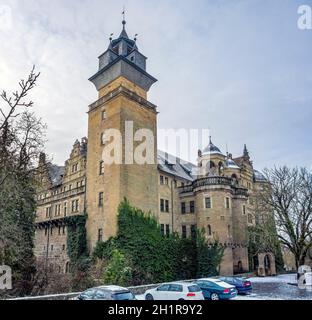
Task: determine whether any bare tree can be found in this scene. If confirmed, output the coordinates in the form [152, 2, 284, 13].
[0, 67, 43, 186]
[259, 167, 312, 269]
[0, 67, 46, 297]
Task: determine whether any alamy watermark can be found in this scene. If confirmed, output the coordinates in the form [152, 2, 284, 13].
[298, 4, 312, 30]
[0, 265, 12, 290]
[101, 121, 210, 173]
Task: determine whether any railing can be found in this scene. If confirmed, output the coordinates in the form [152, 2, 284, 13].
[178, 176, 248, 197]
[37, 186, 85, 205]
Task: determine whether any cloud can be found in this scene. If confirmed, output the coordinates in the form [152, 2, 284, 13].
[0, 0, 311, 169]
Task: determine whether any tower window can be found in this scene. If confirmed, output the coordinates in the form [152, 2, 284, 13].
[225, 197, 230, 209]
[243, 205, 246, 215]
[165, 200, 169, 213]
[190, 201, 195, 213]
[99, 192, 104, 207]
[99, 161, 105, 175]
[181, 202, 186, 214]
[207, 225, 212, 236]
[101, 110, 107, 120]
[205, 197, 212, 209]
[98, 229, 103, 242]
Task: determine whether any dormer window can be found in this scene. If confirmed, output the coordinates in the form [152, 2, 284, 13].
[113, 45, 119, 55]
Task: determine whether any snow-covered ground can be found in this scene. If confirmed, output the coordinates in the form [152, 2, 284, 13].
[246, 273, 297, 284]
[136, 274, 312, 300]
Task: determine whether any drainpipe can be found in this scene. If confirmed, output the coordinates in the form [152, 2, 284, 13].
[171, 179, 176, 234]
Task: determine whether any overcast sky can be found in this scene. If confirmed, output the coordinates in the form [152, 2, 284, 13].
[0, 0, 311, 170]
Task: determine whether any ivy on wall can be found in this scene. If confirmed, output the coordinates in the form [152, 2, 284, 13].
[65, 214, 89, 269]
[93, 199, 224, 286]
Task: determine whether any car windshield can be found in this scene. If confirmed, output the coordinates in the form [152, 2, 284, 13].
[112, 292, 135, 300]
[188, 285, 201, 292]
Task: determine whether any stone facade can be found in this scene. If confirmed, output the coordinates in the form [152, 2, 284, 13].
[34, 19, 274, 276]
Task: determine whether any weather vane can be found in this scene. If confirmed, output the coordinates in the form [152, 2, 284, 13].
[122, 6, 126, 22]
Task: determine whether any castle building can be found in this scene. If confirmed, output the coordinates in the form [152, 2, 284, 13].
[34, 19, 276, 276]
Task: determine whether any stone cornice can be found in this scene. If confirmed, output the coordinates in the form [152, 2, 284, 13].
[88, 85, 158, 114]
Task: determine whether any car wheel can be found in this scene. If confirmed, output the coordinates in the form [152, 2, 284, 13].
[145, 294, 154, 301]
[210, 293, 220, 300]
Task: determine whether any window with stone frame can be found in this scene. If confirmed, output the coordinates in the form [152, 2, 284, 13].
[101, 110, 107, 120]
[181, 202, 186, 214]
[98, 229, 103, 242]
[64, 202, 67, 216]
[160, 224, 165, 237]
[160, 199, 165, 212]
[99, 161, 105, 175]
[165, 200, 169, 212]
[166, 224, 170, 237]
[225, 197, 230, 209]
[190, 201, 195, 213]
[160, 175, 164, 185]
[99, 192, 104, 207]
[71, 199, 79, 213]
[205, 197, 212, 209]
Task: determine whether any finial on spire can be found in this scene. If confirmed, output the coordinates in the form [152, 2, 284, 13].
[122, 6, 126, 29]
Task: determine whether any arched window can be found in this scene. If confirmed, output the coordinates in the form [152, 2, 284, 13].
[218, 161, 224, 175]
[207, 225, 212, 236]
[232, 174, 238, 186]
[209, 161, 216, 169]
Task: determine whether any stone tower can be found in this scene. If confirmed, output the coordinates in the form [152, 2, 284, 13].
[86, 18, 159, 250]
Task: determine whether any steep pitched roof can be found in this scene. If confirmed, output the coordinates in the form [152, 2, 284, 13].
[157, 150, 196, 182]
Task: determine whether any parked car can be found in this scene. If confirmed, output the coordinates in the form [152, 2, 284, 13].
[145, 282, 204, 300]
[219, 276, 252, 295]
[76, 285, 136, 300]
[194, 278, 237, 300]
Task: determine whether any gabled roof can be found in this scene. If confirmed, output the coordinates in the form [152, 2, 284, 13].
[47, 164, 65, 187]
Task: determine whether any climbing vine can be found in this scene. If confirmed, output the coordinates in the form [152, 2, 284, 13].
[65, 214, 89, 269]
[93, 199, 224, 286]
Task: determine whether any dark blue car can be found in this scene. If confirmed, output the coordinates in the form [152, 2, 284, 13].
[219, 277, 252, 295]
[194, 279, 237, 300]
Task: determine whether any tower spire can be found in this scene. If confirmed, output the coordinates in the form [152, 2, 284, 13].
[243, 144, 250, 159]
[119, 7, 129, 39]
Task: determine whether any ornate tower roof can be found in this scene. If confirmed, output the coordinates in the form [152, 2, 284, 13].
[202, 137, 224, 156]
[89, 16, 157, 92]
